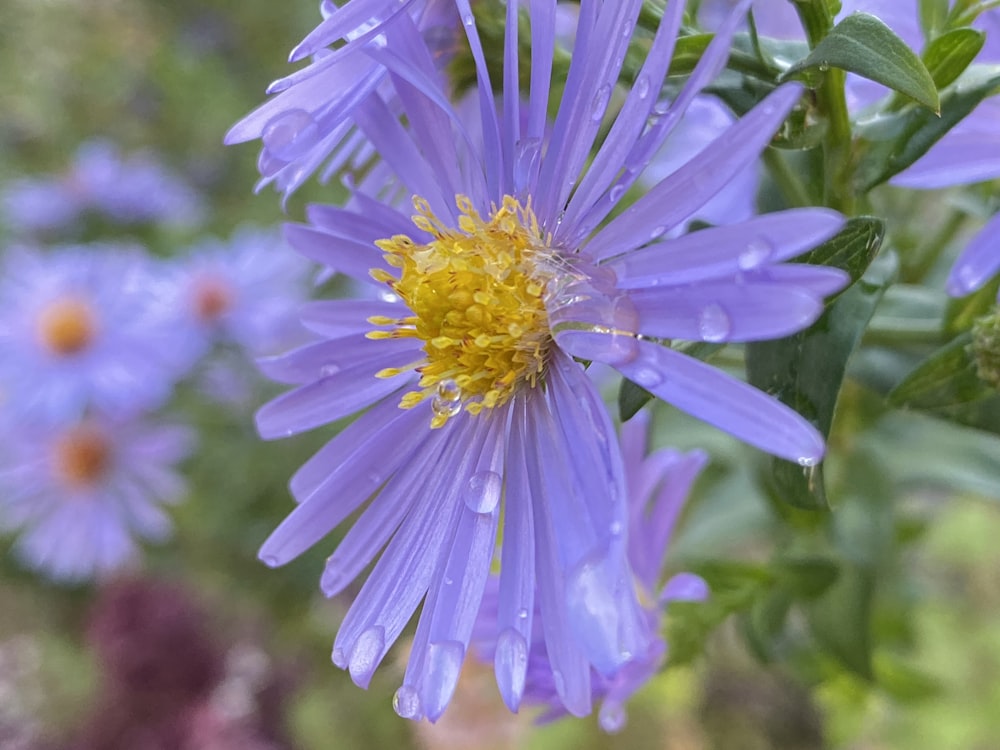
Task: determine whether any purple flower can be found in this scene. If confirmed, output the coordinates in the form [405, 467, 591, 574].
[247, 0, 846, 723]
[167, 225, 314, 364]
[475, 412, 709, 731]
[225, 0, 461, 198]
[1, 176, 85, 235]
[1, 141, 203, 235]
[0, 414, 193, 582]
[0, 245, 189, 423]
[71, 139, 204, 227]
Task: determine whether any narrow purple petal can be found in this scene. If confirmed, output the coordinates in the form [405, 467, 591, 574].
[610, 209, 845, 287]
[557, 331, 826, 464]
[584, 83, 804, 261]
[948, 211, 1000, 296]
[256, 334, 417, 385]
[891, 131, 1000, 189]
[299, 299, 406, 338]
[259, 403, 432, 566]
[628, 282, 826, 342]
[283, 223, 388, 285]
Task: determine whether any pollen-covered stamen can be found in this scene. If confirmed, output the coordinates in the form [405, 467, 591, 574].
[192, 275, 234, 322]
[36, 297, 98, 356]
[368, 195, 555, 427]
[53, 424, 113, 489]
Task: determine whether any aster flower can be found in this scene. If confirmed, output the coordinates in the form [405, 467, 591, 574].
[0, 245, 188, 423]
[71, 139, 204, 228]
[0, 176, 85, 235]
[225, 0, 461, 198]
[0, 414, 193, 582]
[247, 0, 847, 723]
[168, 225, 314, 364]
[475, 411, 709, 732]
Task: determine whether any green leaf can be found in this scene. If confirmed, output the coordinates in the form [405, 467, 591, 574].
[919, 0, 949, 38]
[668, 33, 713, 77]
[874, 652, 943, 703]
[806, 564, 876, 679]
[862, 411, 1000, 498]
[854, 65, 1000, 192]
[776, 556, 841, 599]
[782, 13, 940, 112]
[745, 231, 893, 510]
[618, 378, 653, 422]
[888, 332, 995, 409]
[944, 275, 1000, 336]
[922, 28, 985, 89]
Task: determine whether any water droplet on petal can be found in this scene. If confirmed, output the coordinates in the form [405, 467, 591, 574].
[464, 470, 502, 514]
[517, 608, 529, 619]
[631, 366, 664, 389]
[259, 554, 280, 568]
[257, 148, 287, 177]
[609, 184, 625, 203]
[431, 378, 462, 421]
[698, 303, 731, 343]
[494, 628, 528, 711]
[319, 363, 341, 377]
[590, 84, 612, 122]
[797, 455, 819, 468]
[552, 669, 566, 698]
[262, 109, 321, 163]
[649, 225, 667, 240]
[738, 239, 773, 271]
[609, 521, 623, 536]
[423, 641, 465, 722]
[393, 684, 422, 719]
[599, 701, 628, 733]
[633, 75, 650, 99]
[331, 646, 347, 668]
[348, 626, 385, 687]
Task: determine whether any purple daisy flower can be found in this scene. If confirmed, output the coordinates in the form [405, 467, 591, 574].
[168, 225, 314, 364]
[474, 411, 709, 732]
[0, 245, 189, 423]
[71, 139, 204, 228]
[0, 413, 193, 582]
[247, 0, 847, 723]
[225, 0, 461, 198]
[1, 176, 85, 235]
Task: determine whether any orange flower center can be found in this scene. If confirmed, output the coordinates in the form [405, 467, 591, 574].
[37, 297, 97, 355]
[54, 425, 112, 489]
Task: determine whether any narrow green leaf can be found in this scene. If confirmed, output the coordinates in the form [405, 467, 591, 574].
[922, 28, 985, 89]
[854, 65, 1000, 192]
[776, 556, 841, 599]
[745, 231, 892, 510]
[919, 0, 949, 38]
[807, 565, 876, 679]
[888, 332, 994, 408]
[667, 33, 713, 77]
[782, 13, 940, 112]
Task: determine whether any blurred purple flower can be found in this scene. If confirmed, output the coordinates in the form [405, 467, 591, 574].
[0, 415, 193, 583]
[245, 0, 845, 724]
[168, 226, 314, 365]
[72, 139, 205, 227]
[225, 0, 461, 198]
[0, 245, 189, 423]
[474, 412, 709, 731]
[1, 140, 203, 235]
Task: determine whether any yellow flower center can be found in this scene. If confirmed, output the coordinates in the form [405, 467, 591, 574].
[369, 195, 555, 428]
[53, 424, 112, 489]
[36, 297, 97, 356]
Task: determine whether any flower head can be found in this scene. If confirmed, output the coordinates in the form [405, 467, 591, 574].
[0, 245, 191, 423]
[0, 414, 193, 582]
[247, 0, 847, 723]
[168, 225, 314, 363]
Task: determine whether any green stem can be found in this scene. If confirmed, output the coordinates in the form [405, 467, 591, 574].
[817, 67, 856, 214]
[863, 319, 946, 346]
[762, 148, 814, 208]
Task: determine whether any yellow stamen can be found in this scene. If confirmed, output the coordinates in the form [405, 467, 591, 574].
[37, 297, 97, 356]
[371, 195, 555, 427]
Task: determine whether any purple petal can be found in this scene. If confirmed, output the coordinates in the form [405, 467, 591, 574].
[584, 83, 804, 261]
[557, 331, 826, 464]
[610, 209, 845, 287]
[948, 211, 1000, 296]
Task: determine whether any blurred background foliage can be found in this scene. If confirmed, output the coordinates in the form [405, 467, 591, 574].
[1, 1, 999, 748]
